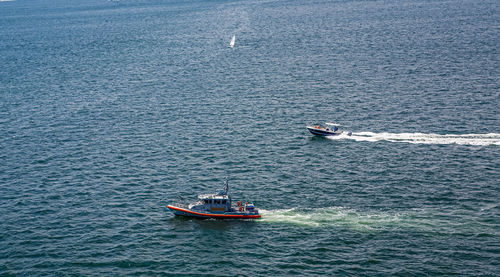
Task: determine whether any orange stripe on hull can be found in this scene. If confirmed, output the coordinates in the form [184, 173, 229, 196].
[167, 205, 261, 219]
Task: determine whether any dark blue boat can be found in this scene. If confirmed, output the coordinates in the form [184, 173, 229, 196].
[306, 123, 351, 137]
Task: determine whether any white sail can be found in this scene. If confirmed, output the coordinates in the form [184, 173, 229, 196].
[229, 35, 235, 48]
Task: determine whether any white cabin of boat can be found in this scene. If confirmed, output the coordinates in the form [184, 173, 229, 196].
[191, 192, 232, 212]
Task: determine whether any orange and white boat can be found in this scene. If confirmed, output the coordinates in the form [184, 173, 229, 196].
[167, 181, 260, 219]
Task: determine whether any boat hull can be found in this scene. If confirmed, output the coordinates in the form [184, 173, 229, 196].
[167, 205, 261, 219]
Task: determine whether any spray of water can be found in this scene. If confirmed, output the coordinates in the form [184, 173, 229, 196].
[258, 207, 498, 235]
[327, 132, 500, 146]
[259, 207, 407, 231]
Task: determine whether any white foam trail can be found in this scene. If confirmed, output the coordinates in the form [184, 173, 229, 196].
[327, 132, 500, 146]
[259, 207, 405, 230]
[258, 207, 498, 235]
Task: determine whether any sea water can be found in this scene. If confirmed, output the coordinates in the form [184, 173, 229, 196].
[0, 0, 498, 275]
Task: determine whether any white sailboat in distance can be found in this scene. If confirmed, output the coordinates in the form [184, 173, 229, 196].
[229, 35, 235, 48]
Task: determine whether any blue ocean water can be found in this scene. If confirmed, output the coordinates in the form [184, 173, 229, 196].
[0, 0, 499, 275]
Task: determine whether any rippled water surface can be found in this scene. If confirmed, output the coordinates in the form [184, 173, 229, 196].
[1, 0, 499, 275]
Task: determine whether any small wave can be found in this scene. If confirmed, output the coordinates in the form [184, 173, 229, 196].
[259, 207, 406, 230]
[327, 132, 500, 146]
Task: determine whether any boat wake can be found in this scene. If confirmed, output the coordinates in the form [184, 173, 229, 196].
[327, 132, 500, 146]
[258, 207, 497, 235]
[259, 207, 406, 230]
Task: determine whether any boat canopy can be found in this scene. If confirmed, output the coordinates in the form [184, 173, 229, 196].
[325, 122, 341, 126]
[198, 193, 229, 200]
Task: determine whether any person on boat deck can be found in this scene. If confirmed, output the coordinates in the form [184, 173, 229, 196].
[334, 126, 338, 131]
